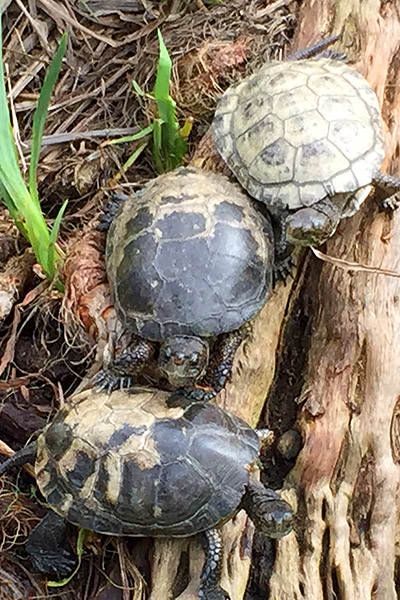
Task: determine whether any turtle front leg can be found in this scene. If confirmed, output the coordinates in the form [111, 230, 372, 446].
[26, 511, 77, 580]
[373, 170, 400, 211]
[240, 478, 293, 539]
[198, 528, 229, 600]
[188, 326, 248, 402]
[98, 193, 129, 231]
[269, 212, 295, 281]
[94, 336, 155, 393]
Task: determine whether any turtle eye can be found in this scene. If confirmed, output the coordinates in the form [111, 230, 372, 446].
[189, 352, 199, 365]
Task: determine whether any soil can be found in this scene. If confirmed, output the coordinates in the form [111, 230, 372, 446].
[0, 2, 298, 599]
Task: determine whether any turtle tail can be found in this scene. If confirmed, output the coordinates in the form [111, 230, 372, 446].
[0, 440, 37, 476]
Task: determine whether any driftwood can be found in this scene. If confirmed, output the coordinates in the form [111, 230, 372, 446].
[269, 2, 400, 600]
[147, 1, 400, 598]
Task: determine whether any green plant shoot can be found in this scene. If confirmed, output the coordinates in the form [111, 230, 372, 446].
[0, 21, 67, 287]
[47, 528, 87, 587]
[110, 30, 190, 174]
[152, 29, 188, 172]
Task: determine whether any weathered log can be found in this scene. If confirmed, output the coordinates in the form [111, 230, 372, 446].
[268, 2, 400, 599]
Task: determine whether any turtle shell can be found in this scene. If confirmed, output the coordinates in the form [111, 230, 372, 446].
[106, 166, 274, 341]
[212, 58, 385, 214]
[35, 388, 259, 537]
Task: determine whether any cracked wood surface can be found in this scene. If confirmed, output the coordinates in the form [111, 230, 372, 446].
[270, 2, 400, 599]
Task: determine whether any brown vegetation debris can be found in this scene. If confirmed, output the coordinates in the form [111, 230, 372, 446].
[62, 230, 108, 332]
[0, 485, 39, 550]
[175, 38, 250, 118]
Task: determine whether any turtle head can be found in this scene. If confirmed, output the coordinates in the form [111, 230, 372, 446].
[242, 477, 294, 539]
[158, 336, 209, 386]
[285, 207, 340, 246]
[252, 496, 294, 538]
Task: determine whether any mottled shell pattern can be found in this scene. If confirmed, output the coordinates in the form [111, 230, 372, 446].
[106, 166, 274, 341]
[212, 58, 385, 214]
[36, 388, 259, 536]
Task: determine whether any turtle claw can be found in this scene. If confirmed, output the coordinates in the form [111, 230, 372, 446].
[166, 387, 216, 408]
[198, 588, 230, 600]
[273, 254, 295, 283]
[187, 387, 217, 402]
[93, 370, 132, 394]
[98, 194, 129, 231]
[381, 195, 400, 212]
[27, 546, 77, 580]
[25, 512, 77, 580]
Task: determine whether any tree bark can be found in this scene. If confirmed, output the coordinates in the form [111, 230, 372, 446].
[269, 2, 400, 599]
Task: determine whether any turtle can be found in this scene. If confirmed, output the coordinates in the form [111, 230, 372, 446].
[211, 37, 400, 251]
[96, 166, 277, 397]
[0, 387, 294, 599]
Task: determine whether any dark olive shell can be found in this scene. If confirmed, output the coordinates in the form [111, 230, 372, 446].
[106, 166, 274, 341]
[36, 388, 259, 536]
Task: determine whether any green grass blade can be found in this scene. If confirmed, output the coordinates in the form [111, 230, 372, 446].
[0, 16, 50, 272]
[29, 33, 67, 207]
[107, 122, 154, 145]
[0, 16, 66, 282]
[0, 162, 51, 273]
[122, 141, 148, 171]
[154, 30, 171, 101]
[0, 26, 32, 203]
[152, 30, 187, 172]
[0, 179, 27, 235]
[0, 178, 18, 220]
[152, 118, 163, 173]
[132, 79, 146, 96]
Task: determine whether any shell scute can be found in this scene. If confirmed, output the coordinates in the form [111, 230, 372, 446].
[107, 168, 273, 339]
[38, 389, 259, 536]
[212, 57, 385, 208]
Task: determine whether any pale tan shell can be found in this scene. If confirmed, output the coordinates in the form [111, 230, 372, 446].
[212, 58, 385, 213]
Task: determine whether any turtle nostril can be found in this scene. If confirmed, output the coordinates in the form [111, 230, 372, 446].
[173, 357, 185, 365]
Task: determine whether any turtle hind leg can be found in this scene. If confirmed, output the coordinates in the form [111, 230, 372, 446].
[373, 170, 400, 211]
[194, 327, 247, 402]
[268, 212, 295, 282]
[198, 528, 229, 600]
[26, 511, 77, 580]
[286, 35, 346, 61]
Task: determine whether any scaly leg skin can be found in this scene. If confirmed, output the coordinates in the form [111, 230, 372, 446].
[240, 478, 293, 539]
[25, 512, 77, 580]
[269, 212, 295, 282]
[184, 327, 249, 403]
[286, 35, 345, 61]
[373, 170, 400, 211]
[98, 193, 129, 231]
[94, 336, 155, 393]
[198, 528, 229, 600]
